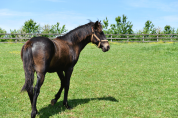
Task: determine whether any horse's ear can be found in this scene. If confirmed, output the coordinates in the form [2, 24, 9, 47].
[94, 21, 99, 29]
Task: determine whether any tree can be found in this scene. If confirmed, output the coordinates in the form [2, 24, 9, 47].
[41, 24, 51, 34]
[176, 28, 178, 34]
[22, 19, 40, 33]
[41, 22, 67, 37]
[143, 20, 155, 34]
[114, 14, 133, 34]
[171, 27, 175, 34]
[102, 15, 133, 41]
[103, 15, 133, 35]
[10, 29, 20, 38]
[102, 17, 109, 30]
[50, 22, 67, 34]
[164, 25, 171, 34]
[0, 28, 7, 42]
[0, 27, 6, 37]
[156, 26, 162, 34]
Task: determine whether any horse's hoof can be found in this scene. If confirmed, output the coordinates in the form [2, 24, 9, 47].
[51, 99, 57, 106]
[31, 110, 37, 118]
[63, 104, 72, 110]
[67, 106, 72, 110]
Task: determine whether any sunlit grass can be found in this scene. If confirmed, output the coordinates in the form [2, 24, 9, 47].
[1, 42, 178, 117]
[9, 51, 20, 54]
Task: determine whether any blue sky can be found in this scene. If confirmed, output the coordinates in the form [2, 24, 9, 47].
[1, 0, 178, 33]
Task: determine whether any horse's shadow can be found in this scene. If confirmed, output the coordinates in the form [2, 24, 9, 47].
[38, 96, 118, 118]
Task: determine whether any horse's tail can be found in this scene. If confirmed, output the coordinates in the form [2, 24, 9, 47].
[21, 40, 34, 92]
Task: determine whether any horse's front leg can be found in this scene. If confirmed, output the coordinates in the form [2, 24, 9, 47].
[63, 67, 73, 109]
[51, 71, 65, 105]
[31, 72, 45, 118]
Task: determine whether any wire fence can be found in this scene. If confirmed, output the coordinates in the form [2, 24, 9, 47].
[0, 33, 178, 43]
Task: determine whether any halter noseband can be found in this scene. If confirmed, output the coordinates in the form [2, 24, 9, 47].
[91, 28, 108, 48]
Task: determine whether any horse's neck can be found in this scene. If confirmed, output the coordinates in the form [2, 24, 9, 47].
[68, 36, 91, 56]
[63, 27, 92, 54]
[78, 36, 91, 50]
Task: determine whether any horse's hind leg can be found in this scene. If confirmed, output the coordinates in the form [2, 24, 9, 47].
[31, 72, 45, 118]
[51, 71, 65, 105]
[27, 70, 35, 108]
[27, 87, 34, 108]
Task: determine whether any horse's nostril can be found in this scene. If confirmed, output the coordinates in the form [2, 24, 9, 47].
[107, 46, 110, 50]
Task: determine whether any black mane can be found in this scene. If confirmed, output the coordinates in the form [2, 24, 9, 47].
[57, 22, 95, 43]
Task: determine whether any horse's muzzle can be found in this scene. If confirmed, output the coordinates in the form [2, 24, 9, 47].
[102, 45, 110, 52]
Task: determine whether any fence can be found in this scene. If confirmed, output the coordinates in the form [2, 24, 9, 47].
[0, 33, 178, 43]
[105, 34, 178, 42]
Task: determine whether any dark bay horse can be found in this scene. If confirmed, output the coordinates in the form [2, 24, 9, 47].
[21, 21, 110, 118]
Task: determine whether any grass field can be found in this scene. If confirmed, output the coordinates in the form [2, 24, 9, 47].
[1, 42, 178, 118]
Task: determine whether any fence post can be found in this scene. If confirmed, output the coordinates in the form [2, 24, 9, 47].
[111, 34, 112, 42]
[15, 34, 17, 43]
[171, 35, 172, 42]
[143, 35, 144, 42]
[157, 35, 158, 42]
[127, 35, 129, 42]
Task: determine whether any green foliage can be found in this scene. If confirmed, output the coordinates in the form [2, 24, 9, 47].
[102, 17, 109, 29]
[41, 24, 51, 33]
[1, 16, 178, 42]
[111, 15, 133, 35]
[0, 28, 6, 35]
[143, 20, 156, 34]
[164, 25, 171, 34]
[102, 17, 178, 41]
[116, 15, 133, 34]
[0, 27, 7, 42]
[102, 15, 133, 41]
[176, 28, 178, 34]
[103, 15, 133, 35]
[41, 22, 67, 37]
[9, 29, 26, 42]
[171, 28, 175, 34]
[10, 29, 20, 38]
[22, 19, 40, 33]
[0, 19, 68, 42]
[50, 22, 67, 34]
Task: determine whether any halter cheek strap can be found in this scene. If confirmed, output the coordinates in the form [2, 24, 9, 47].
[91, 28, 108, 48]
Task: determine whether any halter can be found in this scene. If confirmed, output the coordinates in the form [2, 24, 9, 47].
[91, 28, 108, 48]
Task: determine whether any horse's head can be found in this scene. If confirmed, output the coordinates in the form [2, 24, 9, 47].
[91, 21, 110, 52]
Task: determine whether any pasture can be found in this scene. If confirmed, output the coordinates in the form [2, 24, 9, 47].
[0, 42, 178, 117]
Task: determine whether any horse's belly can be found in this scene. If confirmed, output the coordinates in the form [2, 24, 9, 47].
[48, 57, 71, 72]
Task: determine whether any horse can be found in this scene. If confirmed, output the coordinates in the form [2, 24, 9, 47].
[21, 21, 110, 118]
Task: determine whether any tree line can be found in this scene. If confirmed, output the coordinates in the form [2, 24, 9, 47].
[0, 19, 67, 42]
[102, 15, 178, 41]
[0, 15, 178, 42]
[102, 14, 178, 35]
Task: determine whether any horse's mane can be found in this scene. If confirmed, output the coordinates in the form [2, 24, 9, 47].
[57, 21, 102, 43]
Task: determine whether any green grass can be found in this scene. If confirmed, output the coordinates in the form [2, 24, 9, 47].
[1, 42, 178, 118]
